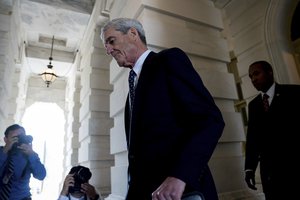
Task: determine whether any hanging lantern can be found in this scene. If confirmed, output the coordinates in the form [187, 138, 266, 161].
[39, 36, 58, 87]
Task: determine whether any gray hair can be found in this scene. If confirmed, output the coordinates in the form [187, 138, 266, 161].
[100, 18, 147, 45]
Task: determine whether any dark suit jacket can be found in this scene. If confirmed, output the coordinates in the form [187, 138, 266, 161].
[124, 48, 225, 200]
[245, 83, 300, 198]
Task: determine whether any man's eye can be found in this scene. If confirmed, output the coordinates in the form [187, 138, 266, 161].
[108, 39, 115, 45]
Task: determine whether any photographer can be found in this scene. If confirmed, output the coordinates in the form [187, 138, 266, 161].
[0, 124, 46, 200]
[58, 165, 101, 200]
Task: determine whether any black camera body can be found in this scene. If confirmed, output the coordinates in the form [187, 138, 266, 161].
[12, 135, 33, 150]
[69, 166, 92, 194]
[17, 134, 33, 145]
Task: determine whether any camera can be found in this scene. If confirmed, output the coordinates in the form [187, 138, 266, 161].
[12, 135, 33, 150]
[69, 166, 92, 194]
[17, 134, 33, 145]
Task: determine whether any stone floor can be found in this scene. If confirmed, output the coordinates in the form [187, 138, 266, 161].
[219, 184, 265, 200]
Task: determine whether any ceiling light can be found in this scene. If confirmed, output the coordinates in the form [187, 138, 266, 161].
[40, 36, 58, 87]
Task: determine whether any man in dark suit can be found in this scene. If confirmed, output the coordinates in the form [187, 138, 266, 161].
[101, 18, 225, 200]
[245, 60, 300, 200]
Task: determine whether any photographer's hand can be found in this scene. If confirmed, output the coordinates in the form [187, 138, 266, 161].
[3, 135, 18, 154]
[61, 174, 75, 196]
[18, 143, 34, 155]
[81, 183, 99, 200]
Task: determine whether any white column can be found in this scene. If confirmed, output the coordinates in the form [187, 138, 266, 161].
[0, 0, 25, 136]
[76, 0, 114, 195]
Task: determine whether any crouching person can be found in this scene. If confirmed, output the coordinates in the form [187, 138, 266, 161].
[58, 165, 101, 200]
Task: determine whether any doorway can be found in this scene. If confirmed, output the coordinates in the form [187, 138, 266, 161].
[22, 102, 65, 199]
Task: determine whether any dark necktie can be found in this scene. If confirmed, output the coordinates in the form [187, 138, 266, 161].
[128, 70, 136, 110]
[0, 156, 14, 200]
[262, 93, 270, 112]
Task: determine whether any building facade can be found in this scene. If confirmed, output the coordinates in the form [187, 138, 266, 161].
[0, 0, 299, 199]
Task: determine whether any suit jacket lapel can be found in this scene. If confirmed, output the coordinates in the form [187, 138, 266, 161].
[269, 83, 281, 109]
[126, 51, 156, 148]
[131, 52, 156, 117]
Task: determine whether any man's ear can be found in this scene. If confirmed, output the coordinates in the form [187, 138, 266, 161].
[4, 136, 8, 143]
[128, 27, 138, 39]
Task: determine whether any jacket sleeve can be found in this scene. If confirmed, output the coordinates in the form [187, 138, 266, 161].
[28, 152, 46, 180]
[244, 99, 260, 171]
[162, 48, 225, 187]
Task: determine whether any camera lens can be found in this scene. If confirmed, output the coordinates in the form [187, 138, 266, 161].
[18, 135, 33, 144]
[68, 166, 92, 193]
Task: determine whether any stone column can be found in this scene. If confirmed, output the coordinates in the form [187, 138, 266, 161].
[0, 0, 26, 137]
[77, 8, 114, 196]
[59, 0, 114, 197]
[62, 64, 81, 174]
[0, 2, 13, 135]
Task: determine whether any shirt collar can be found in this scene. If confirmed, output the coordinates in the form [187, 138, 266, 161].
[69, 194, 85, 200]
[261, 82, 275, 99]
[132, 49, 151, 78]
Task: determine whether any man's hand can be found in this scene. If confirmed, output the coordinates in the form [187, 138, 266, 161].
[3, 136, 18, 153]
[81, 183, 99, 200]
[18, 143, 34, 155]
[152, 177, 186, 200]
[245, 170, 257, 190]
[60, 174, 75, 196]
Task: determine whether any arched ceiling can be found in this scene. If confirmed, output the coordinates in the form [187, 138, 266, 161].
[18, 0, 113, 78]
[19, 0, 95, 77]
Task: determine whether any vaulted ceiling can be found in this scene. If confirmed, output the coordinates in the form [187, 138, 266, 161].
[13, 0, 114, 81]
[18, 0, 95, 78]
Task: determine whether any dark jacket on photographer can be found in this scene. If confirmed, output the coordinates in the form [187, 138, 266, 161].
[0, 124, 46, 200]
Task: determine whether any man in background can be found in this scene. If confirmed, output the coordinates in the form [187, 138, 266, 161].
[245, 60, 300, 199]
[0, 124, 46, 200]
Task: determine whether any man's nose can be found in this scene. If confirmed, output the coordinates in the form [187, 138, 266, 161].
[105, 44, 113, 55]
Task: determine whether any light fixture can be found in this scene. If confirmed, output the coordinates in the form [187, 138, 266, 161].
[40, 35, 58, 87]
